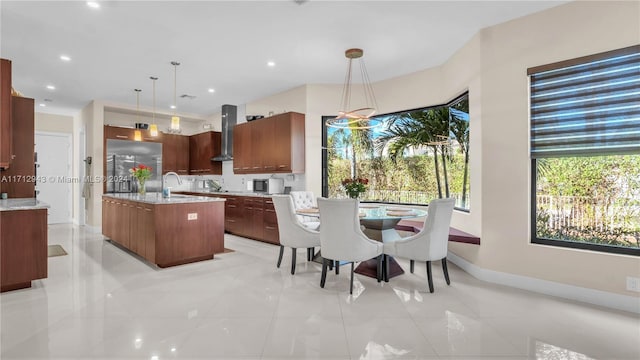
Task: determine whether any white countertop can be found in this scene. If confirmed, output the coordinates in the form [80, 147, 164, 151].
[0, 198, 51, 212]
[103, 192, 226, 204]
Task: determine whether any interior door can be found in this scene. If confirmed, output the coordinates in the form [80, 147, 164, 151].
[35, 132, 72, 224]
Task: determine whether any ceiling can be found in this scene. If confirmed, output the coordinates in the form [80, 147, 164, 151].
[1, 0, 568, 118]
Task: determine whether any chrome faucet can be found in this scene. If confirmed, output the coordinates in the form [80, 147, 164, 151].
[162, 172, 183, 198]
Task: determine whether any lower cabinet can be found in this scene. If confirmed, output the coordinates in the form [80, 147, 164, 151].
[263, 198, 279, 244]
[0, 208, 48, 292]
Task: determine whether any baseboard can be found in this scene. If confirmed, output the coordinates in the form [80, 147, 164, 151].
[447, 252, 640, 314]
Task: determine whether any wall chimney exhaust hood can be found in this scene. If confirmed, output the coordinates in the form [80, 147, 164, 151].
[212, 104, 236, 161]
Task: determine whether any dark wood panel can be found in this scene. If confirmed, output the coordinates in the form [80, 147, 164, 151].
[0, 59, 11, 169]
[0, 208, 48, 292]
[2, 96, 35, 198]
[154, 201, 224, 265]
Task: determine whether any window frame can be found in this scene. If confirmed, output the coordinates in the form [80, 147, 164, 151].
[321, 91, 471, 212]
[529, 45, 640, 256]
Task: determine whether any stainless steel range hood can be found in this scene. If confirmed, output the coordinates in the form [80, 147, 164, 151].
[212, 104, 236, 161]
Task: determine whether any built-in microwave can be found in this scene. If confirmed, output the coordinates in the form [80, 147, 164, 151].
[253, 178, 285, 194]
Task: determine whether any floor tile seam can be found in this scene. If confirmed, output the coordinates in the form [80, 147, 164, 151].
[258, 290, 282, 359]
[406, 310, 441, 357]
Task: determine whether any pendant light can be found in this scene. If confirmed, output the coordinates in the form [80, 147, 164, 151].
[133, 89, 142, 141]
[326, 48, 383, 129]
[170, 61, 181, 132]
[149, 76, 159, 137]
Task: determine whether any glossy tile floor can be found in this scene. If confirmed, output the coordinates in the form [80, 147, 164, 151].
[1, 224, 639, 359]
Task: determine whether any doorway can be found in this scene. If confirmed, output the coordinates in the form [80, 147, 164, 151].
[35, 132, 72, 224]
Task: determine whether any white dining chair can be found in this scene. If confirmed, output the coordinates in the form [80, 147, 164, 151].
[290, 190, 321, 232]
[382, 198, 455, 292]
[272, 195, 321, 275]
[317, 197, 383, 294]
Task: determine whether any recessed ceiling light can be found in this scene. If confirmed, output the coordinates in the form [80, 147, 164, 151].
[60, 55, 71, 61]
[170, 105, 176, 109]
[46, 85, 56, 90]
[86, 1, 100, 9]
[267, 61, 276, 67]
[208, 88, 215, 93]
[39, 103, 46, 107]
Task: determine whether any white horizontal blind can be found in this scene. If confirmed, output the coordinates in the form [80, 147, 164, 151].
[529, 45, 640, 158]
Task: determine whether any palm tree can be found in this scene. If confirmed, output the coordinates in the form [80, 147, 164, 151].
[377, 108, 451, 199]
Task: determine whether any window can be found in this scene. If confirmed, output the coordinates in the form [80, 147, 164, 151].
[322, 93, 470, 210]
[529, 45, 640, 255]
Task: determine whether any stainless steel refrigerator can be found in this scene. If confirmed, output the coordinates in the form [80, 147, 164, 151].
[105, 139, 162, 193]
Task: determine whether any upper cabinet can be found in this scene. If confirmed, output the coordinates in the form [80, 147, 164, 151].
[104, 125, 162, 142]
[233, 112, 305, 174]
[2, 96, 35, 198]
[189, 131, 222, 175]
[1, 59, 13, 169]
[162, 133, 189, 175]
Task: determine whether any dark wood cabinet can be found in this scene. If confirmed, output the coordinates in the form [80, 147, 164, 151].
[232, 123, 252, 173]
[104, 125, 162, 142]
[0, 59, 11, 169]
[232, 112, 305, 174]
[0, 208, 48, 292]
[162, 133, 189, 175]
[189, 131, 222, 175]
[1, 96, 35, 198]
[263, 198, 279, 244]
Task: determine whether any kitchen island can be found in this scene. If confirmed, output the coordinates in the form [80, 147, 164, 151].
[102, 193, 225, 268]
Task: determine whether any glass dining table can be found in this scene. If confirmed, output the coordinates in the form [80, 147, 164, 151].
[295, 204, 427, 280]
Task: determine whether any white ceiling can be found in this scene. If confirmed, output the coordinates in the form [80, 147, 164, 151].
[1, 0, 568, 118]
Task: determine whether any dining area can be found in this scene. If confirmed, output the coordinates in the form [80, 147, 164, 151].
[273, 191, 455, 295]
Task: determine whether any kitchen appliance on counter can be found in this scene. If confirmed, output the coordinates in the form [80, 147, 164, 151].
[106, 139, 162, 193]
[253, 178, 285, 194]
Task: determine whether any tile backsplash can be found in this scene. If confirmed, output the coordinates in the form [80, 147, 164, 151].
[164, 161, 306, 194]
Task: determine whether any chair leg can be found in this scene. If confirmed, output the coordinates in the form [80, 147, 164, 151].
[335, 260, 340, 275]
[384, 255, 390, 282]
[307, 247, 313, 261]
[410, 260, 415, 273]
[442, 258, 451, 285]
[350, 262, 355, 294]
[426, 261, 434, 293]
[291, 248, 297, 275]
[376, 255, 383, 282]
[320, 258, 328, 288]
[277, 245, 284, 268]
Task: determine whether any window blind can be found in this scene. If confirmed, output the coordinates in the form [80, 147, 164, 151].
[529, 45, 640, 158]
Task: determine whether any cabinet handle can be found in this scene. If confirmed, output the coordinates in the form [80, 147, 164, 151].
[226, 219, 236, 223]
[265, 209, 275, 213]
[265, 200, 273, 204]
[252, 167, 260, 169]
[116, 135, 128, 139]
[278, 165, 288, 168]
[228, 204, 236, 208]
[178, 169, 187, 172]
[145, 208, 152, 212]
[265, 226, 276, 230]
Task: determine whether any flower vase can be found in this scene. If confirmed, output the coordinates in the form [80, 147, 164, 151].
[347, 191, 360, 199]
[138, 179, 146, 196]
